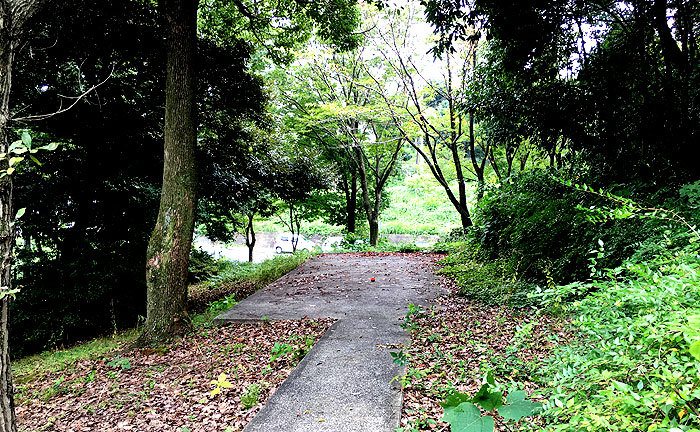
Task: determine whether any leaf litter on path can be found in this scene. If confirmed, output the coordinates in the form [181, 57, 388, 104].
[16, 318, 333, 432]
[399, 273, 570, 431]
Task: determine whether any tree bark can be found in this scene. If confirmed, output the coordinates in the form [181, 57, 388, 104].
[353, 138, 402, 246]
[0, 1, 48, 430]
[245, 213, 255, 263]
[0, 28, 17, 432]
[139, 0, 199, 346]
[347, 167, 357, 233]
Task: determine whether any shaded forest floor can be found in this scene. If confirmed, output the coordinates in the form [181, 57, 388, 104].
[398, 277, 569, 431]
[15, 319, 332, 432]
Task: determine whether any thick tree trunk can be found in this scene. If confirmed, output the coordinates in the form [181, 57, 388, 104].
[0, 2, 49, 429]
[0, 30, 16, 432]
[139, 0, 199, 346]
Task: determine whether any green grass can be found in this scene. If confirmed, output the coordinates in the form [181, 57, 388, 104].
[214, 250, 311, 286]
[380, 171, 466, 236]
[13, 330, 138, 381]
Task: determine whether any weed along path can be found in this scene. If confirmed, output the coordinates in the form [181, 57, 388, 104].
[215, 252, 447, 432]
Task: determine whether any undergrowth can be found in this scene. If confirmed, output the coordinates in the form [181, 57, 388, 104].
[533, 243, 700, 431]
[188, 251, 312, 315]
[427, 176, 700, 431]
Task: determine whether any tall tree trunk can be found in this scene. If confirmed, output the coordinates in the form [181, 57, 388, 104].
[347, 167, 357, 233]
[354, 147, 377, 246]
[139, 0, 199, 346]
[245, 213, 255, 263]
[0, 1, 49, 429]
[0, 32, 17, 432]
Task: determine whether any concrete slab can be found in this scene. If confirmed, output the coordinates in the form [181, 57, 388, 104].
[215, 253, 446, 432]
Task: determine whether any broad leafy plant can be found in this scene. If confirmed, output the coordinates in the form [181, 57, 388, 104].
[440, 373, 541, 432]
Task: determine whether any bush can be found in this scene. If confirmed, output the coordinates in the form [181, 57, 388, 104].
[470, 168, 661, 285]
[441, 227, 471, 243]
[188, 247, 219, 283]
[532, 244, 700, 431]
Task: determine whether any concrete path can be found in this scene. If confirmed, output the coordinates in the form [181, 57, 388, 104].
[215, 253, 446, 432]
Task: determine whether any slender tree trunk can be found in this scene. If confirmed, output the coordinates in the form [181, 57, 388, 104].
[0, 2, 49, 429]
[489, 146, 502, 181]
[368, 215, 379, 246]
[139, 0, 199, 346]
[520, 151, 530, 171]
[288, 205, 298, 252]
[354, 148, 378, 246]
[245, 213, 255, 263]
[347, 167, 357, 233]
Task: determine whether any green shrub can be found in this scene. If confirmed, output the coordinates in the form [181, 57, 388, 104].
[430, 241, 469, 255]
[240, 383, 261, 409]
[188, 247, 219, 282]
[533, 245, 700, 431]
[470, 168, 662, 285]
[441, 227, 471, 243]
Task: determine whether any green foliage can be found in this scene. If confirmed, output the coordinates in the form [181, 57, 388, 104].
[438, 250, 537, 307]
[564, 180, 700, 242]
[199, 0, 361, 67]
[240, 382, 261, 409]
[425, 0, 700, 182]
[207, 294, 239, 314]
[12, 330, 138, 382]
[106, 355, 131, 371]
[532, 245, 700, 431]
[269, 342, 294, 363]
[440, 378, 541, 432]
[400, 303, 426, 331]
[209, 373, 233, 397]
[680, 181, 700, 209]
[430, 240, 469, 255]
[468, 169, 674, 287]
[381, 174, 463, 236]
[434, 171, 700, 429]
[0, 130, 59, 178]
[188, 248, 220, 283]
[390, 350, 408, 367]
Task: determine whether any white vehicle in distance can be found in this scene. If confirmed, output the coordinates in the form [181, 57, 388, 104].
[274, 233, 315, 254]
[321, 236, 344, 252]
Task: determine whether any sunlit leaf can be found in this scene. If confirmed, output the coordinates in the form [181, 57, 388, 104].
[687, 315, 700, 330]
[30, 155, 43, 166]
[689, 340, 700, 361]
[9, 156, 24, 167]
[21, 130, 32, 147]
[497, 390, 541, 421]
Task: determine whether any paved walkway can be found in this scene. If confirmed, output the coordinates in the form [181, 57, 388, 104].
[215, 253, 446, 432]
